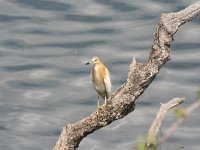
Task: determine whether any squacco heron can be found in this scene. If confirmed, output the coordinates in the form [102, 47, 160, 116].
[86, 56, 111, 109]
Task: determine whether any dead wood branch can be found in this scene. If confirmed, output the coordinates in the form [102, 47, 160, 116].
[145, 97, 200, 150]
[145, 97, 185, 149]
[53, 1, 200, 150]
[161, 98, 200, 144]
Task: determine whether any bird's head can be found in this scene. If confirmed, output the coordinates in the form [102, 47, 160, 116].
[85, 56, 101, 65]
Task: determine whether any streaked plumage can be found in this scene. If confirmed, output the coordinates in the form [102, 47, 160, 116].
[86, 56, 111, 108]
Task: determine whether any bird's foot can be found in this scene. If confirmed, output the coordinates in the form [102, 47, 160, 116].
[101, 103, 107, 108]
[96, 108, 100, 114]
[96, 102, 107, 114]
[99, 102, 107, 110]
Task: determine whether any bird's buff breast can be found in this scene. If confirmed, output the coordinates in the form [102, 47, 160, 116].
[92, 66, 106, 93]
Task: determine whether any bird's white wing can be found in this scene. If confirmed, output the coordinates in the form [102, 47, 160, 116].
[104, 69, 111, 97]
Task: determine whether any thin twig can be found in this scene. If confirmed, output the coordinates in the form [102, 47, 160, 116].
[146, 97, 185, 149]
[161, 99, 200, 144]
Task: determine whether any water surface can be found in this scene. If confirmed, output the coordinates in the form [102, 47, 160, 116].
[0, 0, 199, 150]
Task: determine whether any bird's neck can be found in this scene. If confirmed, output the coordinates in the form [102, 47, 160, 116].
[94, 63, 105, 68]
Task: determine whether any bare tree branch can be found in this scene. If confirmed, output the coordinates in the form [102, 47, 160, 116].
[145, 97, 185, 150]
[161, 98, 200, 144]
[145, 97, 200, 150]
[53, 1, 200, 150]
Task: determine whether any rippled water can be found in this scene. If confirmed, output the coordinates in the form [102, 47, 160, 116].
[0, 0, 199, 150]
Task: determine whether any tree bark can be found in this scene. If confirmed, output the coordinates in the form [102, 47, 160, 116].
[53, 1, 200, 150]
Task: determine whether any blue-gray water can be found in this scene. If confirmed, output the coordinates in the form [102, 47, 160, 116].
[0, 0, 199, 150]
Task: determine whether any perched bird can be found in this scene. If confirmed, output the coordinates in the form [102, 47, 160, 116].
[85, 56, 111, 109]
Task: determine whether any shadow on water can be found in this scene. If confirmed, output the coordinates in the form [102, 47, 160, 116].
[0, 39, 107, 49]
[0, 14, 31, 22]
[173, 43, 200, 50]
[15, 0, 72, 11]
[19, 28, 119, 35]
[0, 39, 29, 49]
[36, 40, 107, 48]
[64, 14, 112, 22]
[6, 79, 61, 89]
[166, 62, 200, 69]
[2, 64, 46, 72]
[95, 0, 137, 12]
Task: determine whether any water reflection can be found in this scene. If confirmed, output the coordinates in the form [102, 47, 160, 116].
[24, 91, 51, 100]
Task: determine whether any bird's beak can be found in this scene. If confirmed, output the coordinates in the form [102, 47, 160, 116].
[85, 61, 90, 65]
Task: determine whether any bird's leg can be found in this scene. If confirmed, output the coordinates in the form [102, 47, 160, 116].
[99, 96, 107, 109]
[97, 95, 100, 108]
[104, 96, 107, 106]
[96, 95, 100, 114]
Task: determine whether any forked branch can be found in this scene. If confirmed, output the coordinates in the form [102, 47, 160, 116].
[145, 96, 200, 150]
[145, 97, 185, 150]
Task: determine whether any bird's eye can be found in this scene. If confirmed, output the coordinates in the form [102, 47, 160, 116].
[94, 59, 97, 61]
